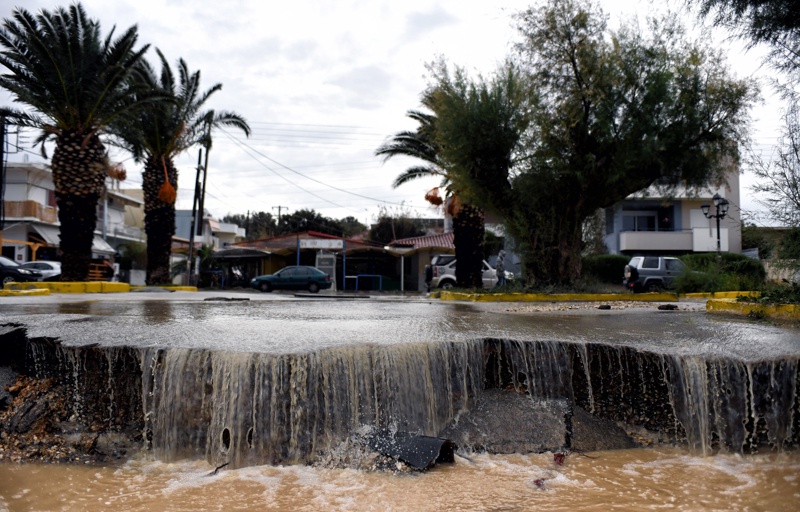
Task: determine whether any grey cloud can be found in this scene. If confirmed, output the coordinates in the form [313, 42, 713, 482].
[328, 65, 393, 110]
[403, 6, 458, 41]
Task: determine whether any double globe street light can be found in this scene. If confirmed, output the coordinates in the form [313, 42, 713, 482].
[701, 193, 730, 257]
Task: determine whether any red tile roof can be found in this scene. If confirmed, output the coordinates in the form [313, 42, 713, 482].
[390, 232, 454, 250]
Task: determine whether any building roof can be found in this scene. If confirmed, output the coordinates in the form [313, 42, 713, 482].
[231, 231, 382, 255]
[389, 232, 455, 250]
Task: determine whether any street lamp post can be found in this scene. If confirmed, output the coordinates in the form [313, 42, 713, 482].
[701, 193, 730, 258]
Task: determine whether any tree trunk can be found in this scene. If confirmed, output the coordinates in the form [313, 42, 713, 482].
[142, 156, 178, 285]
[453, 204, 485, 288]
[519, 206, 584, 287]
[51, 132, 108, 281]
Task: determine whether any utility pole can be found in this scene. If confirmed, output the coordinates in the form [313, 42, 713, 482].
[0, 115, 6, 237]
[272, 206, 288, 225]
[197, 140, 211, 236]
[188, 149, 204, 285]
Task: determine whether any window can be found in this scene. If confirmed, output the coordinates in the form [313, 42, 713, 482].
[665, 259, 684, 271]
[642, 257, 660, 269]
[623, 212, 657, 232]
[605, 208, 615, 235]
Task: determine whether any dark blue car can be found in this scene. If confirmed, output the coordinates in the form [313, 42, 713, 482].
[1, 255, 42, 285]
[250, 265, 332, 293]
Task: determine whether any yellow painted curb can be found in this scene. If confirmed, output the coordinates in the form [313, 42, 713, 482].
[683, 291, 760, 300]
[706, 299, 800, 321]
[438, 291, 678, 302]
[0, 288, 51, 296]
[3, 281, 131, 293]
[130, 285, 198, 292]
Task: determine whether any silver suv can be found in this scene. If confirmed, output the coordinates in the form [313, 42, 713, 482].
[429, 254, 512, 289]
[623, 256, 686, 293]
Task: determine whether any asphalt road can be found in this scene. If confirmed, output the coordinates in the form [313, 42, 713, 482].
[1, 290, 799, 361]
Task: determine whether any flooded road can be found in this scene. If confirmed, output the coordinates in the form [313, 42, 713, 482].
[2, 293, 799, 510]
[2, 294, 800, 360]
[2, 447, 799, 511]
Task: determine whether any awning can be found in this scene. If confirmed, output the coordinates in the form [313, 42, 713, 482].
[213, 247, 271, 259]
[92, 236, 115, 255]
[31, 223, 115, 255]
[30, 224, 60, 245]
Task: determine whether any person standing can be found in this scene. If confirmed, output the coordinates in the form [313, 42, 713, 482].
[424, 262, 433, 293]
[495, 250, 506, 287]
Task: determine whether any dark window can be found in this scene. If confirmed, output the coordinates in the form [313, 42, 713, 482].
[665, 259, 684, 271]
[642, 257, 660, 269]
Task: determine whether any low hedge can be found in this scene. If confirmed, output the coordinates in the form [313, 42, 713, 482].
[581, 254, 630, 284]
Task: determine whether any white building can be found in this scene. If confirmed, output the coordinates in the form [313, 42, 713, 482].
[0, 163, 143, 262]
[603, 171, 742, 256]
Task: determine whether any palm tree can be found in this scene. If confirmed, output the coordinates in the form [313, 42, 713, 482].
[109, 50, 250, 285]
[0, 4, 156, 280]
[376, 104, 487, 288]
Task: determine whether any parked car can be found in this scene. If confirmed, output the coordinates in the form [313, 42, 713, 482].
[623, 256, 686, 293]
[0, 255, 42, 285]
[20, 261, 61, 281]
[251, 265, 332, 293]
[429, 254, 514, 290]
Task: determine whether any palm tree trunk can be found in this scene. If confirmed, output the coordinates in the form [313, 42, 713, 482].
[143, 156, 177, 285]
[453, 204, 485, 288]
[51, 132, 107, 281]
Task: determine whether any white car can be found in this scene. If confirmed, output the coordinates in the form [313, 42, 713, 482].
[429, 254, 513, 289]
[20, 261, 62, 281]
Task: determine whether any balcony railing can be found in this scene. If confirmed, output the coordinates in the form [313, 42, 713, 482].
[2, 200, 57, 223]
[619, 228, 728, 252]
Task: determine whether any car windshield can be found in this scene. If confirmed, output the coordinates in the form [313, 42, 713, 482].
[0, 255, 20, 267]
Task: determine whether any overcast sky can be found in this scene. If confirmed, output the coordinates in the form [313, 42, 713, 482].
[1, 0, 785, 227]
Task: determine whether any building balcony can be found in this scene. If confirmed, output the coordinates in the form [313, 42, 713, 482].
[2, 200, 57, 223]
[105, 223, 144, 242]
[619, 228, 729, 253]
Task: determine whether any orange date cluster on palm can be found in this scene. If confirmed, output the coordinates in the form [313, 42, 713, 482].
[51, 132, 108, 198]
[142, 158, 178, 210]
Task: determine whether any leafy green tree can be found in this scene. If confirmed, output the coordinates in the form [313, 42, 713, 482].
[0, 4, 156, 280]
[427, 0, 755, 285]
[685, 0, 800, 76]
[222, 212, 277, 240]
[424, 62, 529, 286]
[277, 209, 343, 236]
[110, 50, 250, 284]
[367, 206, 426, 245]
[376, 96, 488, 287]
[337, 216, 368, 238]
[741, 223, 775, 259]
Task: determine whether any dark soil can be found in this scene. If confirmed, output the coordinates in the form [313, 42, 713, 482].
[0, 374, 140, 464]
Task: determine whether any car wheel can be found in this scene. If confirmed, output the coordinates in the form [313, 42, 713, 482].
[440, 281, 454, 290]
[259, 282, 272, 293]
[308, 282, 320, 293]
[2, 276, 14, 285]
[646, 281, 662, 293]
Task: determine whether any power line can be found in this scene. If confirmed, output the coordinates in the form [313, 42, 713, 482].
[222, 132, 362, 213]
[219, 128, 435, 214]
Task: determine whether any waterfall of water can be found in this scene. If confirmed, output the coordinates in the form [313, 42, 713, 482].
[5, 328, 797, 469]
[141, 341, 485, 468]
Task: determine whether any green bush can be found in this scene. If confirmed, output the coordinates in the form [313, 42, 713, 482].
[740, 281, 800, 304]
[582, 254, 629, 284]
[675, 253, 766, 293]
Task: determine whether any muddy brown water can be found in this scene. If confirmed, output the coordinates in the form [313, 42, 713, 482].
[2, 447, 799, 511]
